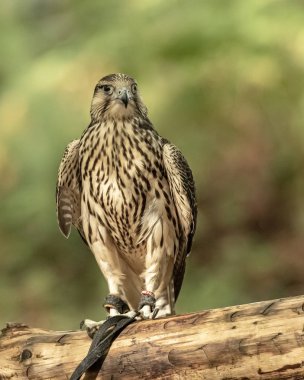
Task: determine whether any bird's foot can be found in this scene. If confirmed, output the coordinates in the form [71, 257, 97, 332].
[137, 305, 159, 319]
[103, 294, 130, 315]
[80, 318, 105, 338]
[81, 294, 134, 338]
[81, 307, 161, 336]
[138, 290, 158, 319]
[81, 309, 138, 338]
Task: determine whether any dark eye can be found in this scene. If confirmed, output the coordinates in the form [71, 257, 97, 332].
[97, 84, 113, 95]
[131, 84, 137, 94]
[103, 85, 113, 95]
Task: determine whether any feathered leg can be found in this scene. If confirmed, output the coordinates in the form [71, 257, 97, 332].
[139, 218, 175, 319]
[81, 215, 140, 334]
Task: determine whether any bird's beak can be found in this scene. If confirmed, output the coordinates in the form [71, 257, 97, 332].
[117, 89, 129, 108]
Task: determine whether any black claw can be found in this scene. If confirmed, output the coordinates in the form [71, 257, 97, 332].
[152, 308, 159, 319]
[87, 328, 97, 339]
[79, 320, 85, 329]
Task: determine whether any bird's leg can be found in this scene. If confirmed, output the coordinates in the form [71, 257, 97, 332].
[81, 274, 137, 336]
[138, 290, 157, 319]
[154, 283, 175, 318]
[139, 219, 175, 319]
[81, 221, 134, 335]
[103, 294, 130, 315]
[92, 224, 131, 313]
[138, 287, 174, 319]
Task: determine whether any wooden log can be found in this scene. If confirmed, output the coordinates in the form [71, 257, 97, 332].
[1, 295, 304, 379]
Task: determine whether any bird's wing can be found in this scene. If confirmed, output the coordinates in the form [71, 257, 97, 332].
[56, 139, 83, 239]
[163, 141, 197, 300]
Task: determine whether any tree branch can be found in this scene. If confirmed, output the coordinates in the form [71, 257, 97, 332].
[1, 295, 304, 379]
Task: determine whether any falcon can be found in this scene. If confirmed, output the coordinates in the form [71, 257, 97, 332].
[56, 73, 197, 327]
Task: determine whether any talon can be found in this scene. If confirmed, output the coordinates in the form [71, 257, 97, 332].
[80, 297, 134, 339]
[81, 319, 105, 338]
[138, 291, 156, 319]
[152, 308, 159, 319]
[125, 310, 139, 319]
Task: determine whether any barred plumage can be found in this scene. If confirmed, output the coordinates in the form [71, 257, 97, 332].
[56, 73, 197, 320]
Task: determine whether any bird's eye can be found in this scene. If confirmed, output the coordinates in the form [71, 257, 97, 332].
[131, 84, 137, 94]
[97, 84, 113, 95]
[103, 85, 113, 95]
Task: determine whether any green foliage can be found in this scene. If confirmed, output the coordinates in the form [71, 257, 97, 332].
[1, 0, 304, 329]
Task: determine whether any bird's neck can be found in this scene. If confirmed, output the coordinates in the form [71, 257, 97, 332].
[90, 116, 158, 174]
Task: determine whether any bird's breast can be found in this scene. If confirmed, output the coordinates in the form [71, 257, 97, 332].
[79, 119, 168, 252]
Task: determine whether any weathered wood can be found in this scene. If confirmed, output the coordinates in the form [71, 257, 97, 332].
[1, 295, 304, 379]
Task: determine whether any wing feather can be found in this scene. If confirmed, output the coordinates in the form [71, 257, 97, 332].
[56, 140, 83, 239]
[163, 141, 197, 299]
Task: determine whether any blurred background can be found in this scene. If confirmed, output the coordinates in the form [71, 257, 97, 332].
[1, 0, 304, 330]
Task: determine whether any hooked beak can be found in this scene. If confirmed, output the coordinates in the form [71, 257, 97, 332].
[117, 89, 129, 108]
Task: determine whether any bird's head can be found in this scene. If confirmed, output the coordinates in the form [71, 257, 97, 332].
[90, 73, 148, 121]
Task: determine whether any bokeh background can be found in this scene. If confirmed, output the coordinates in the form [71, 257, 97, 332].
[1, 0, 304, 330]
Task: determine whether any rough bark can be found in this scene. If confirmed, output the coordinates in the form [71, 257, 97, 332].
[1, 295, 304, 379]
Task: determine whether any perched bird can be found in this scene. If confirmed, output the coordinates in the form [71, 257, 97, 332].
[56, 73, 197, 328]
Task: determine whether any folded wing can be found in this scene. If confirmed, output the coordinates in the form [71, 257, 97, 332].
[56, 140, 83, 239]
[163, 141, 197, 299]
